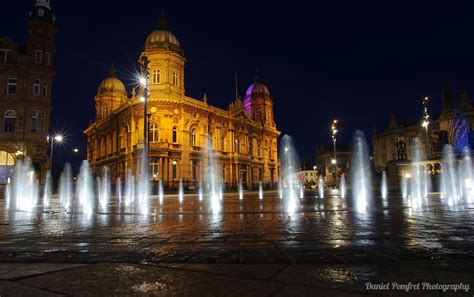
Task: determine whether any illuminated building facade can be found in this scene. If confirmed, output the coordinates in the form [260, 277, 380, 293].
[0, 0, 56, 185]
[372, 85, 474, 190]
[84, 15, 280, 189]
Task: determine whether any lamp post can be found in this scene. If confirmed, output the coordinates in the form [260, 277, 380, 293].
[421, 96, 431, 158]
[140, 56, 150, 172]
[48, 134, 63, 171]
[331, 119, 338, 188]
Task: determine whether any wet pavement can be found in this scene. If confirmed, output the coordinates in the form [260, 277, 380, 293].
[0, 189, 473, 296]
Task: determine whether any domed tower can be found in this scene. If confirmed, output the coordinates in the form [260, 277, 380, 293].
[95, 65, 127, 120]
[141, 13, 185, 97]
[244, 72, 275, 127]
[27, 0, 57, 66]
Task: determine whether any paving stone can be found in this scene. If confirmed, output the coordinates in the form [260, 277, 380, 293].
[20, 263, 282, 296]
[0, 263, 85, 280]
[0, 280, 63, 296]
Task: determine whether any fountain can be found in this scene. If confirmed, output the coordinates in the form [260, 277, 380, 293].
[99, 166, 111, 209]
[340, 175, 346, 198]
[124, 169, 134, 207]
[381, 171, 388, 199]
[318, 177, 324, 198]
[259, 181, 263, 200]
[43, 170, 52, 208]
[206, 141, 221, 214]
[239, 181, 243, 200]
[76, 160, 93, 215]
[59, 163, 72, 211]
[136, 149, 150, 214]
[159, 179, 164, 204]
[461, 147, 474, 203]
[116, 177, 122, 204]
[278, 179, 283, 199]
[299, 184, 304, 199]
[351, 130, 372, 212]
[11, 158, 39, 212]
[178, 179, 184, 203]
[279, 135, 299, 213]
[441, 145, 460, 205]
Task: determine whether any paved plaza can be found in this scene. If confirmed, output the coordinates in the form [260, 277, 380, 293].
[0, 190, 473, 296]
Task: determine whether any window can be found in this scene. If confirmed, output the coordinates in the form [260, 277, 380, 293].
[149, 123, 159, 142]
[42, 81, 48, 96]
[40, 112, 46, 134]
[0, 150, 15, 184]
[3, 110, 16, 132]
[256, 111, 262, 121]
[172, 70, 179, 87]
[33, 79, 41, 96]
[34, 50, 43, 64]
[152, 69, 160, 84]
[102, 106, 109, 117]
[235, 139, 240, 153]
[192, 159, 198, 180]
[31, 110, 39, 132]
[150, 157, 159, 179]
[172, 127, 178, 143]
[221, 137, 225, 151]
[6, 78, 17, 95]
[45, 52, 51, 66]
[172, 160, 177, 180]
[257, 141, 261, 157]
[191, 128, 197, 146]
[0, 49, 12, 63]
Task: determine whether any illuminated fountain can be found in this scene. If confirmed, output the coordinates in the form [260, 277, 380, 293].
[340, 175, 346, 198]
[159, 179, 164, 204]
[381, 171, 387, 199]
[441, 145, 460, 205]
[11, 158, 38, 212]
[207, 141, 221, 214]
[259, 181, 263, 200]
[98, 166, 111, 209]
[279, 135, 299, 213]
[59, 163, 72, 211]
[198, 181, 203, 202]
[239, 181, 244, 200]
[116, 177, 122, 204]
[76, 160, 93, 215]
[178, 179, 184, 203]
[124, 169, 134, 207]
[318, 177, 324, 198]
[351, 130, 372, 212]
[43, 170, 52, 208]
[461, 147, 474, 203]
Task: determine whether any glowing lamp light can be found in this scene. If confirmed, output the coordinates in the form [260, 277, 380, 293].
[404, 173, 412, 179]
[54, 135, 63, 142]
[139, 77, 146, 86]
[331, 159, 337, 164]
[139, 96, 145, 102]
[73, 148, 79, 153]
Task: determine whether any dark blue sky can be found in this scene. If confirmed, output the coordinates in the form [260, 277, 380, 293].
[3, 0, 474, 169]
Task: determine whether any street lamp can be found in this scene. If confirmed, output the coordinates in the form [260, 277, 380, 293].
[48, 134, 63, 171]
[140, 56, 150, 176]
[331, 119, 338, 188]
[421, 96, 431, 157]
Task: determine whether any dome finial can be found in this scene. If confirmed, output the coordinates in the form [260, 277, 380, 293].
[159, 10, 168, 30]
[109, 64, 117, 77]
[36, 0, 51, 10]
[255, 68, 261, 82]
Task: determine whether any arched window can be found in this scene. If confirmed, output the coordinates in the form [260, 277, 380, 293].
[191, 128, 197, 146]
[149, 123, 159, 142]
[172, 127, 178, 143]
[235, 139, 240, 153]
[3, 110, 16, 132]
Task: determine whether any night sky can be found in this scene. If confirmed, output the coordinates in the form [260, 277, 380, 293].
[3, 0, 474, 171]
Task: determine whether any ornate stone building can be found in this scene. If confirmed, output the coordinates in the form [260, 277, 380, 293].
[84, 15, 280, 189]
[0, 0, 56, 184]
[372, 85, 473, 190]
